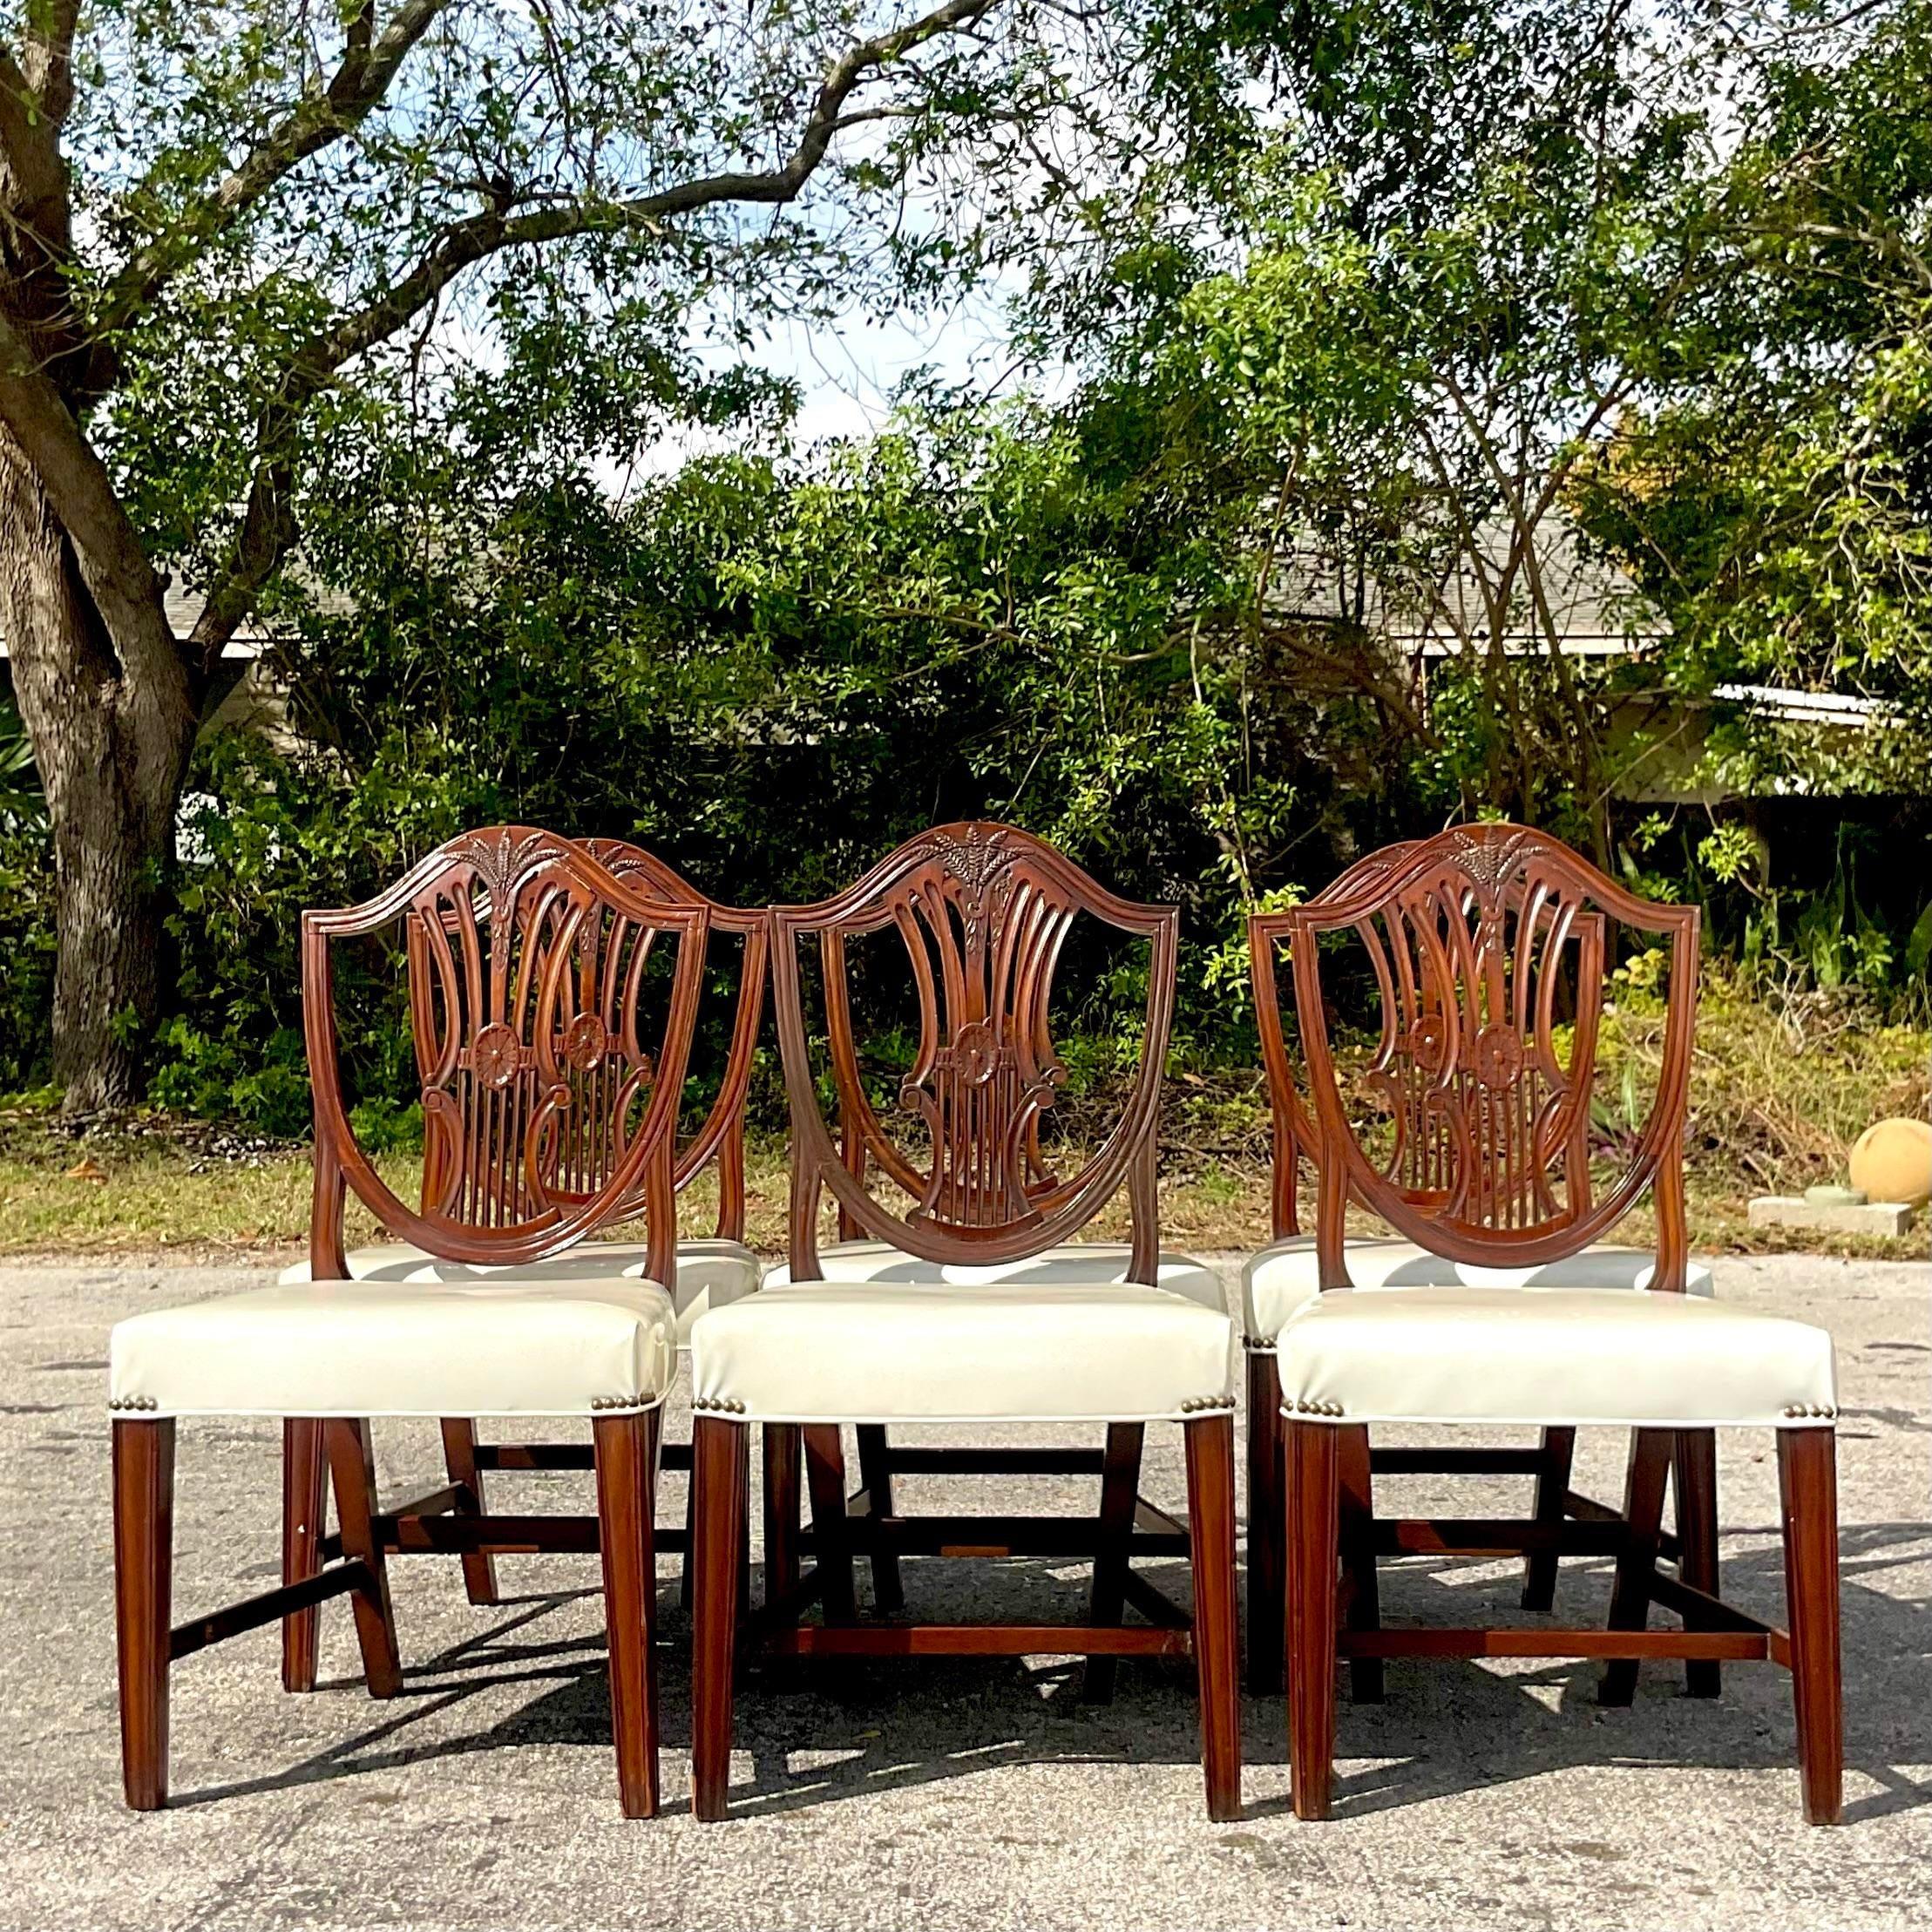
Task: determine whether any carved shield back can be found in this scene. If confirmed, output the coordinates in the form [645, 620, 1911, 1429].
[1282, 824, 1698, 1284]
[771, 823, 1178, 1277]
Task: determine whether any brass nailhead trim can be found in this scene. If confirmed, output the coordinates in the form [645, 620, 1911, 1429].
[1244, 1333, 1277, 1351]
[1285, 1398, 1345, 1418]
[1178, 1393, 1238, 1413]
[589, 1394, 652, 1413]
[107, 1396, 159, 1413]
[691, 1396, 746, 1414]
[1781, 1403, 1837, 1420]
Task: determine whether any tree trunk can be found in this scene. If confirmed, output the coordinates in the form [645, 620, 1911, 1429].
[0, 428, 196, 1112]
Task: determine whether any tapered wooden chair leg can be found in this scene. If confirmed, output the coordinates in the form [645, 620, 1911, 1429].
[594, 1408, 662, 1819]
[1285, 1421, 1339, 1821]
[1244, 1352, 1286, 1696]
[1337, 1424, 1383, 1705]
[281, 1417, 326, 1691]
[440, 1418, 500, 1607]
[1522, 1426, 1576, 1612]
[113, 1419, 175, 1812]
[803, 1425, 857, 1624]
[855, 1424, 905, 1614]
[324, 1420, 403, 1698]
[1674, 1428, 1721, 1698]
[680, 1463, 699, 1613]
[1185, 1414, 1242, 1820]
[1779, 1427, 1842, 1825]
[1083, 1422, 1145, 1704]
[763, 1424, 803, 1610]
[1600, 1429, 1672, 1707]
[692, 1416, 748, 1821]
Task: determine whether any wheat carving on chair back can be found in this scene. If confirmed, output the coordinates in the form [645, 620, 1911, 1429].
[772, 822, 1178, 1278]
[304, 828, 709, 1284]
[1277, 824, 1698, 1289]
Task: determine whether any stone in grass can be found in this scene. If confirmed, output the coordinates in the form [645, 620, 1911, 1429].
[1747, 1195, 1918, 1237]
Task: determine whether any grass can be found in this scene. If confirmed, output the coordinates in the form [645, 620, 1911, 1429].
[2, 973, 1923, 1262]
[3, 1132, 1920, 1264]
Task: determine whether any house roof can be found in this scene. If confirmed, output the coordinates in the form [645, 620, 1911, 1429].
[1271, 512, 1667, 655]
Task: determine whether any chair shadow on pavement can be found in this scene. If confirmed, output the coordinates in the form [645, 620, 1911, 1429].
[174, 1520, 1932, 1826]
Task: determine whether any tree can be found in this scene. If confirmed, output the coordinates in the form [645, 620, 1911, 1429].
[1013, 3, 1739, 862]
[0, 0, 1095, 1109]
[1574, 0, 1932, 798]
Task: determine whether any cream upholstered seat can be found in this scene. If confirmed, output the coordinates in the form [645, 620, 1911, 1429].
[691, 1278, 1239, 1425]
[762, 1238, 1228, 1314]
[111, 1278, 679, 1420]
[1274, 1285, 1834, 1428]
[1241, 1237, 1716, 1344]
[279, 1237, 759, 1346]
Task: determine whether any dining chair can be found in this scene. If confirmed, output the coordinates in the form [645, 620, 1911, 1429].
[1244, 836, 1718, 1697]
[109, 830, 710, 1814]
[753, 821, 1224, 1699]
[1269, 823, 1840, 1822]
[277, 830, 767, 1688]
[686, 821, 1243, 1820]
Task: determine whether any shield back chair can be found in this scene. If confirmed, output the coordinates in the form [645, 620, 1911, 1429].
[1270, 824, 1840, 1823]
[688, 822, 1243, 1820]
[756, 824, 1227, 1698]
[109, 830, 711, 1815]
[278, 834, 767, 1686]
[1244, 837, 1719, 1696]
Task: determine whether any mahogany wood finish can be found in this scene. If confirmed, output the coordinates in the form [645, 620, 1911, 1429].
[1183, 1415, 1244, 1822]
[763, 1424, 803, 1611]
[1779, 1427, 1844, 1825]
[438, 1416, 498, 1608]
[690, 1415, 748, 1823]
[1283, 824, 1697, 1280]
[1284, 1420, 1339, 1822]
[1598, 1429, 1674, 1707]
[694, 1413, 1244, 1818]
[695, 824, 1238, 1815]
[306, 829, 710, 1279]
[1082, 1422, 1146, 1703]
[324, 1419, 403, 1699]
[593, 1408, 664, 1820]
[1268, 825, 1841, 1824]
[288, 828, 740, 1661]
[1522, 1426, 1577, 1612]
[1335, 1424, 1383, 1705]
[1247, 822, 1715, 1690]
[854, 1423, 905, 1614]
[115, 834, 708, 1813]
[1282, 1416, 1843, 1821]
[112, 1420, 173, 1811]
[1674, 1428, 1723, 1697]
[111, 1401, 670, 1815]
[281, 1417, 326, 1691]
[803, 1424, 858, 1624]
[401, 835, 763, 1611]
[769, 823, 1199, 1642]
[773, 821, 1176, 1275]
[1244, 1353, 1287, 1695]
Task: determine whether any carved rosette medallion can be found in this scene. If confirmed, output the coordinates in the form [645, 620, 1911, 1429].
[470, 1020, 523, 1089]
[1474, 1023, 1523, 1090]
[560, 1012, 608, 1072]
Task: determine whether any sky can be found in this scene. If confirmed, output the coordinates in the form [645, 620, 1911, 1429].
[612, 271, 1041, 492]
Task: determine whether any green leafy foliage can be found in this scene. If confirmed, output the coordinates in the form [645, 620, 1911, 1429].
[4, 0, 1928, 1128]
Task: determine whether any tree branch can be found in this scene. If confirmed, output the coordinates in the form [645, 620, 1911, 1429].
[0, 45, 68, 224]
[0, 307, 192, 704]
[93, 0, 452, 340]
[17, 0, 83, 127]
[190, 0, 1007, 657]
